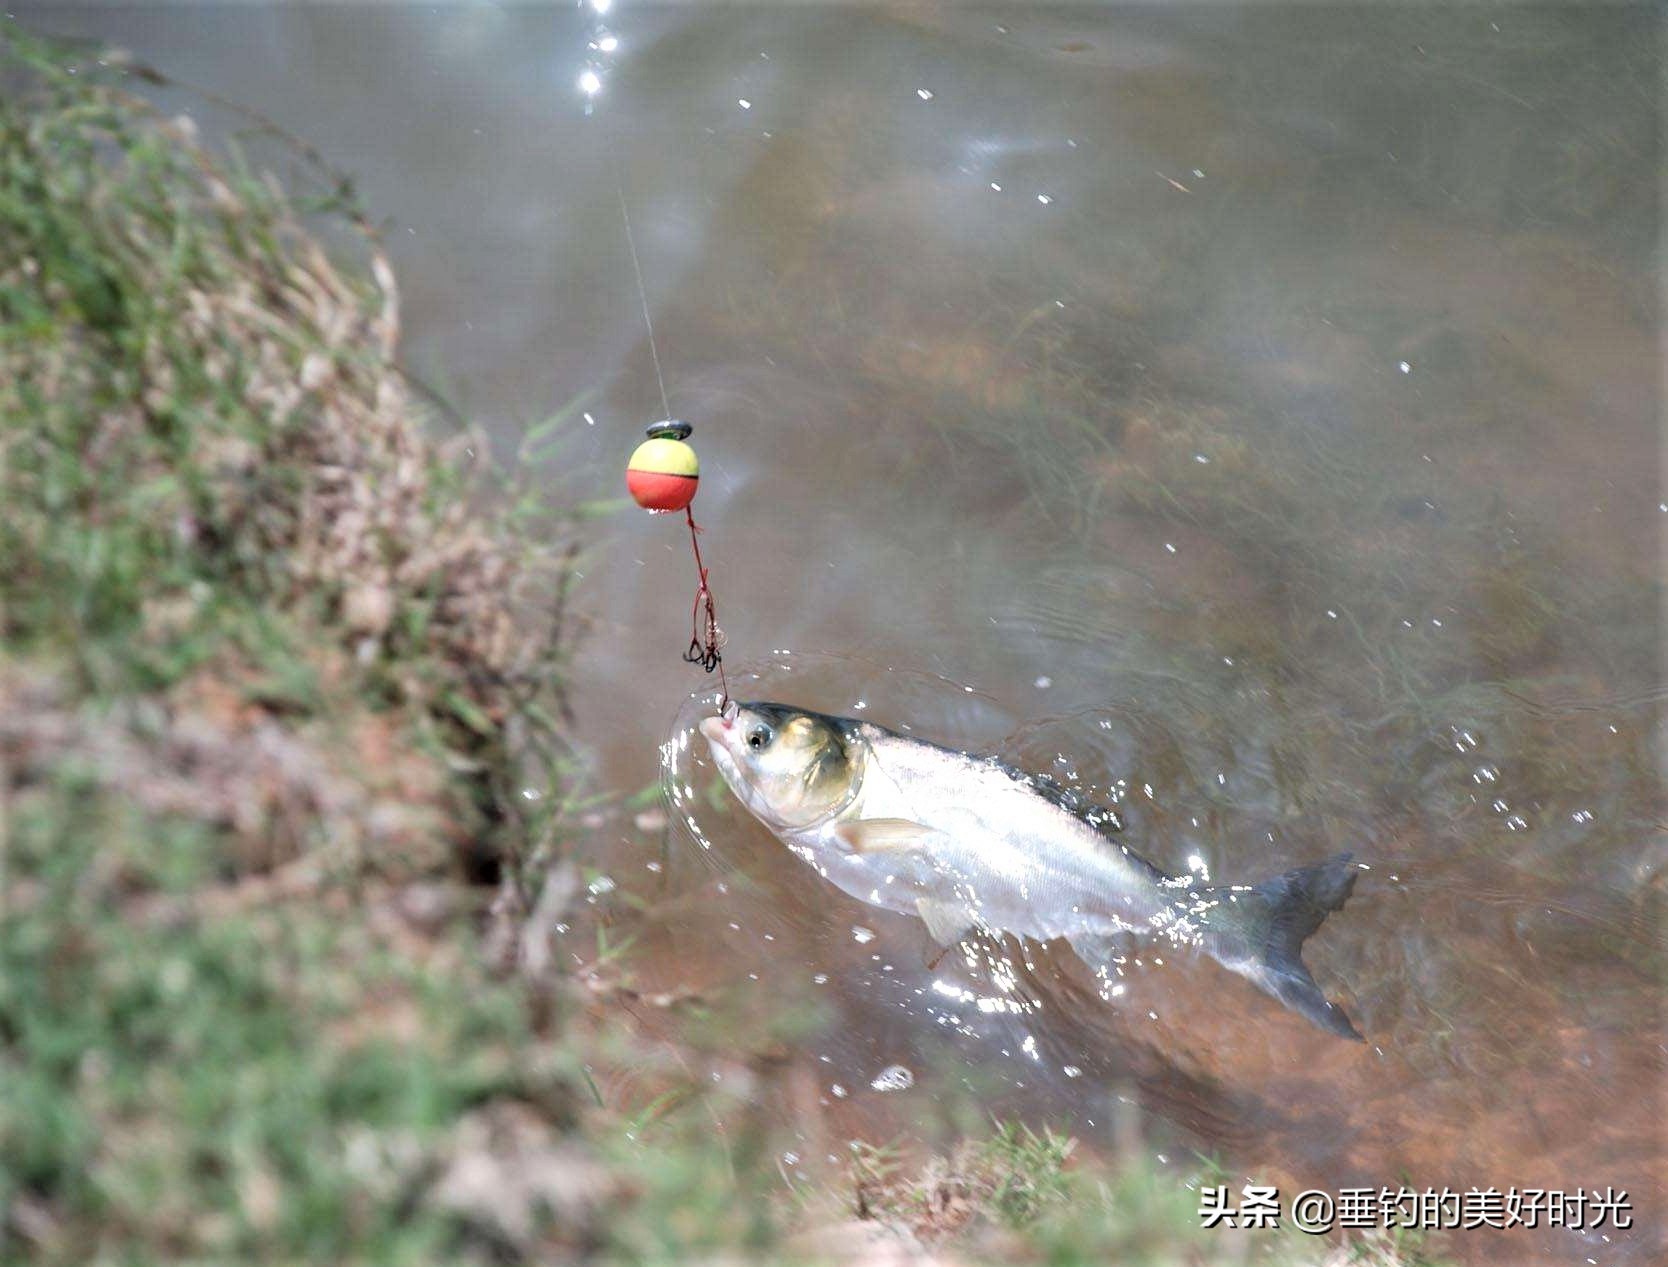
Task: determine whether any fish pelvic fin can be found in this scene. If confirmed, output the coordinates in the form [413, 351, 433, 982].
[1209, 851, 1363, 1041]
[916, 897, 976, 948]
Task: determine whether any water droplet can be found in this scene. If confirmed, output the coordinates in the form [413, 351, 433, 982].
[1491, 798, 1510, 814]
[1472, 764, 1500, 784]
[870, 1065, 914, 1092]
[852, 925, 876, 944]
[1062, 1064, 1083, 1078]
[916, 88, 934, 100]
[737, 98, 752, 110]
[830, 1083, 848, 1099]
[1164, 542, 1177, 553]
[813, 972, 829, 984]
[989, 181, 1003, 192]
[1504, 814, 1528, 831]
[1036, 193, 1053, 205]
[1194, 453, 1210, 463]
[1034, 675, 1053, 689]
[1398, 360, 1412, 373]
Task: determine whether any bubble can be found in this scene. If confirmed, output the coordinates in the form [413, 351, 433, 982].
[1472, 764, 1500, 784]
[1062, 1065, 1084, 1078]
[830, 1083, 848, 1099]
[869, 1065, 914, 1092]
[1504, 814, 1528, 831]
[851, 925, 876, 944]
[916, 88, 934, 100]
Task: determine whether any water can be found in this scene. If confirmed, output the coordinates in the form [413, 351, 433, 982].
[26, 4, 1662, 1261]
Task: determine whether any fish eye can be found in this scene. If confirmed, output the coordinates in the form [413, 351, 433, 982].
[746, 723, 773, 751]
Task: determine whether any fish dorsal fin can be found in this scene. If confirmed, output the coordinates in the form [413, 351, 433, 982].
[916, 897, 975, 947]
[833, 817, 937, 854]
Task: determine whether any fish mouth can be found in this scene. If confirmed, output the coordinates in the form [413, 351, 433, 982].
[698, 714, 748, 791]
[698, 713, 738, 760]
[699, 712, 761, 819]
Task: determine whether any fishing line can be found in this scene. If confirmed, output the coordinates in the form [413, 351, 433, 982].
[616, 185, 671, 424]
[582, 18, 730, 710]
[615, 178, 731, 710]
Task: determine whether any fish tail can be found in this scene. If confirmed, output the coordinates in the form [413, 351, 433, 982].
[1207, 851, 1363, 1040]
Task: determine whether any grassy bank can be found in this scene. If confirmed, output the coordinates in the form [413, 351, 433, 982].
[0, 29, 590, 1262]
[0, 30, 1449, 1266]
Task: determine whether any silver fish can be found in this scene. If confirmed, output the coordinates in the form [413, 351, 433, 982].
[700, 701, 1362, 1039]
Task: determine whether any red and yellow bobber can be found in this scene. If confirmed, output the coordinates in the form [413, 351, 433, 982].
[625, 420, 700, 512]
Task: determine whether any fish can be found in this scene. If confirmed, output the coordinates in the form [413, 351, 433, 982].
[699, 701, 1363, 1040]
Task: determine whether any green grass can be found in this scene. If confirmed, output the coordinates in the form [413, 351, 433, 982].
[2, 763, 573, 1263]
[0, 27, 581, 1262]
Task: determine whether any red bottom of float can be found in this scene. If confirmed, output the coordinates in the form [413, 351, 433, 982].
[626, 468, 699, 512]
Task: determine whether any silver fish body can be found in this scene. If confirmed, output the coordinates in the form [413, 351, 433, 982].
[789, 728, 1175, 940]
[699, 702, 1362, 1039]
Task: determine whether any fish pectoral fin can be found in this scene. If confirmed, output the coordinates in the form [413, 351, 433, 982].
[833, 817, 938, 854]
[916, 897, 976, 948]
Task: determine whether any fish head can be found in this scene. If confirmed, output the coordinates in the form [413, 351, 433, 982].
[699, 701, 861, 831]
